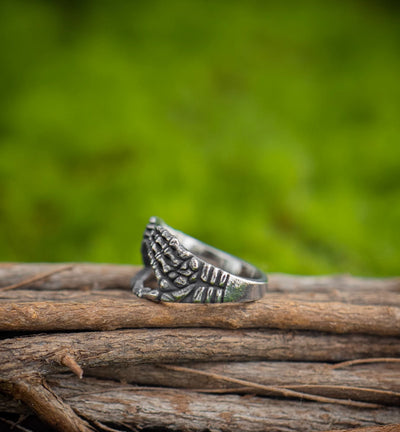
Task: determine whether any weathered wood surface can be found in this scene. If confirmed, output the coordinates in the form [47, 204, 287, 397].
[0, 263, 138, 291]
[1, 375, 400, 432]
[87, 361, 400, 405]
[1, 263, 398, 293]
[0, 374, 93, 432]
[4, 329, 400, 372]
[1, 264, 400, 335]
[329, 427, 400, 432]
[2, 297, 400, 335]
[1, 263, 399, 302]
[0, 263, 399, 432]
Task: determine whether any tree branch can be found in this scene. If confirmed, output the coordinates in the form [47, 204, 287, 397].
[325, 425, 400, 432]
[1, 264, 399, 335]
[0, 374, 92, 432]
[1, 296, 400, 335]
[2, 329, 400, 374]
[1, 263, 399, 431]
[1, 376, 400, 432]
[86, 360, 400, 406]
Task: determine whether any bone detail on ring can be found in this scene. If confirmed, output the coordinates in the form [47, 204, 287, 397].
[131, 217, 268, 303]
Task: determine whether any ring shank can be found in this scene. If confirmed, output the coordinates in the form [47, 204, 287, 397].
[170, 226, 266, 283]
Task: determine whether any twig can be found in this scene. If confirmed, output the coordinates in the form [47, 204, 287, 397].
[0, 416, 33, 432]
[87, 360, 400, 405]
[0, 265, 74, 292]
[1, 374, 93, 432]
[1, 263, 400, 431]
[60, 355, 84, 379]
[1, 264, 399, 291]
[159, 364, 380, 408]
[3, 376, 400, 432]
[2, 329, 400, 371]
[332, 358, 400, 369]
[323, 424, 400, 432]
[2, 297, 400, 336]
[92, 420, 125, 432]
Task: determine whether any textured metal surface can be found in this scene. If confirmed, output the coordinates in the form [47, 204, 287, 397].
[131, 217, 268, 303]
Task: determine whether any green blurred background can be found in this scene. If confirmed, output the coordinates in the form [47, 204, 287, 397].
[0, 0, 399, 276]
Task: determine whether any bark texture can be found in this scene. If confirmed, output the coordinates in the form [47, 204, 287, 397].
[0, 264, 399, 335]
[87, 361, 400, 405]
[2, 376, 400, 432]
[0, 263, 399, 432]
[2, 329, 400, 371]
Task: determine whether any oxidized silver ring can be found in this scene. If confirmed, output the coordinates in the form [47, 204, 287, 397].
[131, 216, 268, 303]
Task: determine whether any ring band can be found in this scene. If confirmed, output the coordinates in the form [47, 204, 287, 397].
[131, 216, 268, 303]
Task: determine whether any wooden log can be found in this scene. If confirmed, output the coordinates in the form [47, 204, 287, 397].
[268, 273, 400, 293]
[1, 375, 400, 432]
[1, 327, 399, 429]
[0, 374, 93, 432]
[3, 285, 400, 307]
[1, 264, 400, 335]
[2, 296, 400, 335]
[2, 329, 400, 375]
[0, 263, 138, 291]
[326, 426, 400, 432]
[1, 264, 399, 302]
[1, 264, 398, 293]
[1, 263, 399, 432]
[86, 361, 400, 406]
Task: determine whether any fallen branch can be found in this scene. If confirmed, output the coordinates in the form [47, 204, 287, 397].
[0, 264, 137, 291]
[0, 373, 93, 432]
[1, 265, 399, 335]
[325, 426, 400, 432]
[2, 329, 400, 375]
[0, 265, 74, 292]
[86, 360, 400, 405]
[1, 376, 400, 432]
[1, 263, 399, 432]
[159, 364, 380, 408]
[2, 296, 400, 335]
[1, 264, 398, 293]
[332, 358, 400, 369]
[1, 264, 400, 307]
[0, 416, 32, 432]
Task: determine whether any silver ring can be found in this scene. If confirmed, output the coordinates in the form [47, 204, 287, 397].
[131, 216, 268, 303]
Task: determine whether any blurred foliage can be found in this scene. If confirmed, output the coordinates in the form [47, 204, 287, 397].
[0, 0, 399, 276]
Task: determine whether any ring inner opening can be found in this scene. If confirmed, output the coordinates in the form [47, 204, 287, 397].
[173, 230, 264, 280]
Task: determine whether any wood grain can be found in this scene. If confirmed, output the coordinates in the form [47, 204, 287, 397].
[1, 376, 400, 432]
[0, 264, 399, 335]
[1, 263, 399, 432]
